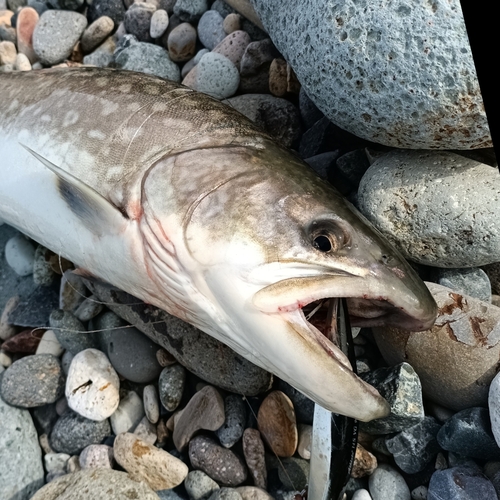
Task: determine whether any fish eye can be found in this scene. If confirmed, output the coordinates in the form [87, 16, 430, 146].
[309, 220, 350, 253]
[313, 235, 333, 252]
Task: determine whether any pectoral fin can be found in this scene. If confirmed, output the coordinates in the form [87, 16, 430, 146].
[20, 144, 127, 236]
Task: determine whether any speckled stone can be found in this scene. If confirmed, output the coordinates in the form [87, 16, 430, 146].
[143, 384, 160, 424]
[49, 309, 99, 355]
[74, 296, 104, 322]
[185, 470, 220, 500]
[208, 489, 243, 500]
[1, 354, 65, 407]
[198, 9, 225, 49]
[236, 487, 274, 500]
[33, 245, 55, 286]
[150, 9, 169, 38]
[4, 233, 35, 276]
[79, 444, 114, 469]
[87, 0, 125, 25]
[242, 428, 266, 489]
[83, 36, 115, 67]
[173, 0, 207, 23]
[110, 390, 144, 435]
[50, 410, 111, 455]
[251, 0, 489, 149]
[59, 270, 86, 312]
[369, 463, 410, 500]
[216, 395, 246, 448]
[212, 30, 250, 67]
[189, 435, 248, 487]
[124, 2, 156, 42]
[192, 51, 239, 99]
[158, 364, 187, 412]
[358, 151, 500, 267]
[428, 467, 497, 500]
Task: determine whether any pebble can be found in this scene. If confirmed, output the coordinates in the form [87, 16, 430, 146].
[257, 391, 298, 457]
[437, 407, 500, 460]
[87, 0, 125, 25]
[32, 10, 88, 66]
[16, 6, 38, 63]
[173, 385, 225, 451]
[30, 468, 160, 500]
[67, 455, 81, 473]
[44, 452, 70, 474]
[223, 13, 240, 34]
[150, 8, 169, 38]
[133, 415, 158, 445]
[385, 416, 442, 474]
[0, 386, 44, 500]
[173, 0, 207, 23]
[81, 15, 114, 53]
[239, 38, 278, 93]
[375, 282, 500, 410]
[278, 457, 309, 491]
[242, 428, 266, 489]
[297, 424, 312, 460]
[8, 285, 59, 329]
[223, 94, 301, 148]
[158, 364, 187, 411]
[50, 309, 99, 355]
[50, 410, 111, 455]
[143, 384, 160, 424]
[114, 432, 188, 490]
[33, 403, 58, 435]
[167, 22, 197, 62]
[209, 489, 243, 500]
[411, 486, 428, 500]
[251, 0, 488, 149]
[124, 2, 156, 42]
[82, 36, 115, 66]
[59, 270, 86, 312]
[216, 394, 246, 448]
[79, 444, 114, 469]
[33, 245, 55, 286]
[212, 30, 250, 68]
[368, 463, 411, 500]
[114, 34, 181, 81]
[433, 268, 492, 303]
[191, 51, 239, 99]
[0, 23, 16, 44]
[0, 349, 12, 367]
[334, 149, 371, 194]
[105, 325, 162, 383]
[110, 390, 144, 435]
[189, 435, 248, 486]
[13, 50, 30, 69]
[74, 295, 104, 322]
[1, 328, 43, 353]
[61, 351, 73, 375]
[359, 362, 424, 434]
[185, 470, 220, 500]
[66, 348, 120, 422]
[489, 372, 500, 449]
[156, 347, 177, 367]
[198, 9, 225, 49]
[428, 466, 497, 500]
[0, 295, 18, 340]
[1, 354, 65, 407]
[352, 444, 377, 478]
[352, 490, 372, 500]
[5, 233, 35, 276]
[358, 151, 500, 267]
[236, 487, 274, 500]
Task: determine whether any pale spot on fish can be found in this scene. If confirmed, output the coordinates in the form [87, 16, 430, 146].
[64, 110, 80, 127]
[7, 99, 19, 113]
[127, 102, 142, 112]
[119, 84, 132, 93]
[87, 130, 106, 140]
[144, 85, 160, 95]
[41, 115, 52, 123]
[96, 77, 109, 87]
[152, 102, 168, 112]
[101, 100, 119, 116]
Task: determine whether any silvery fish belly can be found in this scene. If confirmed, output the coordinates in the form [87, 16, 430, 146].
[0, 68, 437, 422]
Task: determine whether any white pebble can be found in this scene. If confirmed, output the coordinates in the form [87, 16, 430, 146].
[14, 52, 31, 71]
[352, 489, 372, 500]
[79, 444, 114, 469]
[67, 455, 81, 473]
[489, 371, 500, 447]
[150, 9, 169, 38]
[36, 329, 64, 357]
[143, 384, 160, 424]
[44, 453, 70, 473]
[369, 463, 410, 500]
[0, 350, 12, 368]
[110, 390, 145, 435]
[5, 234, 36, 276]
[134, 415, 158, 445]
[66, 348, 120, 421]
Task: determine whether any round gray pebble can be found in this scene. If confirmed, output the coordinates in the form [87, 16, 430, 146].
[185, 470, 220, 500]
[1, 354, 65, 407]
[150, 9, 169, 38]
[5, 234, 35, 276]
[208, 488, 243, 500]
[194, 52, 239, 99]
[369, 463, 410, 500]
[216, 395, 246, 448]
[49, 309, 99, 355]
[434, 268, 492, 302]
[124, 2, 156, 42]
[143, 384, 160, 424]
[158, 364, 186, 411]
[50, 410, 111, 455]
[173, 0, 208, 23]
[198, 10, 226, 50]
[81, 15, 114, 53]
[167, 22, 197, 62]
[74, 295, 104, 322]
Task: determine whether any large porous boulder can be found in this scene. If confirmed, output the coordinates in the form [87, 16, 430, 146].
[251, 0, 490, 149]
[358, 150, 500, 268]
[373, 282, 500, 410]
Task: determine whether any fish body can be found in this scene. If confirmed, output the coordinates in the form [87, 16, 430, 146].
[0, 68, 437, 421]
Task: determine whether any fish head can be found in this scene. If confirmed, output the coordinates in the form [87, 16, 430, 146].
[144, 138, 436, 422]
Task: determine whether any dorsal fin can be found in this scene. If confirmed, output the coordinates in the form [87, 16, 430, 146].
[20, 144, 128, 236]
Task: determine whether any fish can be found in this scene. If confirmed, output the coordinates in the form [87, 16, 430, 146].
[0, 68, 437, 422]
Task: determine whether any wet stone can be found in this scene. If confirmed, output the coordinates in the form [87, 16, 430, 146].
[185, 470, 220, 500]
[189, 435, 248, 486]
[216, 394, 247, 448]
[50, 410, 111, 455]
[1, 354, 65, 407]
[242, 428, 267, 489]
[158, 364, 187, 412]
[437, 407, 500, 461]
[49, 309, 99, 354]
[385, 416, 442, 474]
[360, 362, 424, 435]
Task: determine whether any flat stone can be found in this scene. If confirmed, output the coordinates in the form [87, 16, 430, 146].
[437, 407, 500, 461]
[66, 348, 120, 421]
[114, 432, 188, 490]
[374, 283, 500, 410]
[81, 16, 114, 53]
[8, 284, 59, 329]
[74, 295, 104, 322]
[1, 328, 43, 353]
[30, 468, 160, 500]
[433, 268, 492, 303]
[50, 309, 100, 355]
[33, 10, 88, 66]
[173, 385, 225, 451]
[79, 444, 114, 469]
[358, 151, 500, 267]
[50, 410, 111, 455]
[242, 428, 266, 489]
[297, 424, 312, 460]
[110, 390, 144, 435]
[0, 382, 44, 500]
[134, 415, 158, 445]
[385, 416, 442, 474]
[251, 0, 489, 149]
[189, 435, 248, 486]
[144, 384, 160, 424]
[369, 463, 410, 500]
[360, 363, 424, 434]
[150, 9, 169, 38]
[85, 280, 273, 396]
[5, 233, 35, 276]
[352, 444, 377, 478]
[185, 470, 220, 500]
[1, 354, 65, 407]
[216, 394, 246, 448]
[278, 457, 309, 491]
[158, 364, 186, 411]
[257, 391, 298, 457]
[16, 6, 38, 63]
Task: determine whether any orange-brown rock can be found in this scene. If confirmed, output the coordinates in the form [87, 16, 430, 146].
[16, 7, 39, 63]
[351, 443, 377, 478]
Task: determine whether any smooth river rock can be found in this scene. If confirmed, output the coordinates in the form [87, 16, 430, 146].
[358, 150, 500, 267]
[374, 282, 500, 410]
[251, 0, 490, 149]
